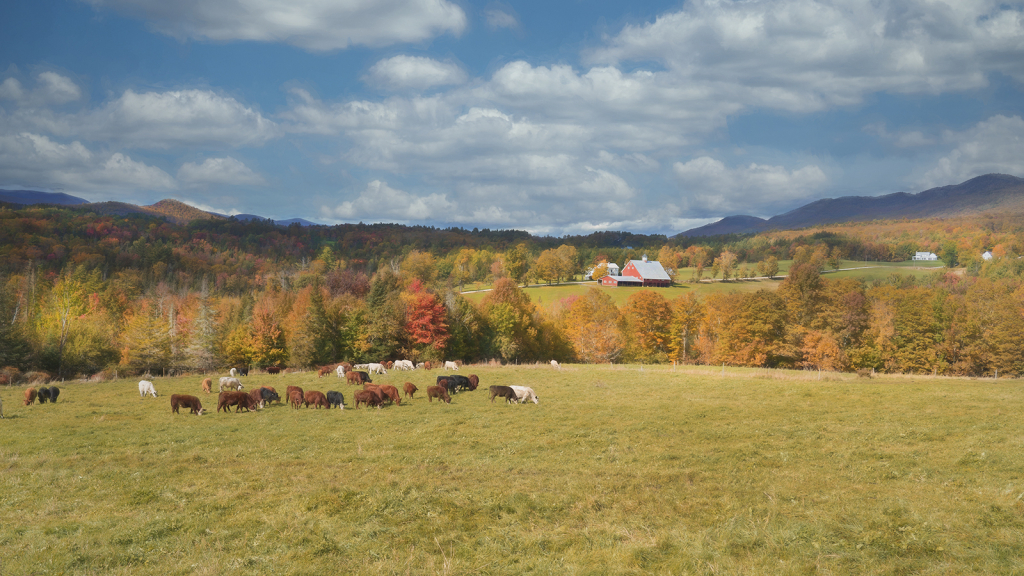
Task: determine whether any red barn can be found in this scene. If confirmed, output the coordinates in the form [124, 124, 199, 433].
[602, 255, 671, 287]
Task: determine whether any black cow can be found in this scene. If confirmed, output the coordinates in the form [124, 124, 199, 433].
[37, 387, 51, 403]
[236, 367, 250, 377]
[436, 376, 458, 395]
[259, 388, 280, 404]
[326, 391, 345, 409]
[355, 371, 372, 384]
[489, 385, 518, 404]
[48, 387, 60, 403]
[450, 375, 472, 392]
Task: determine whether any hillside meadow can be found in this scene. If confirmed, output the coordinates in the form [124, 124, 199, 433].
[2, 365, 1023, 575]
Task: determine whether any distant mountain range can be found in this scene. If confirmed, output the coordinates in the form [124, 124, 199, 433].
[678, 174, 1024, 237]
[0, 190, 319, 226]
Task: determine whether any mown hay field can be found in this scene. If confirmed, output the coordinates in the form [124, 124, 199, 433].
[2, 365, 1023, 575]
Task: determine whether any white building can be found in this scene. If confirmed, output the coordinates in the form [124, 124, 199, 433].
[982, 251, 993, 261]
[585, 262, 620, 280]
[913, 251, 938, 261]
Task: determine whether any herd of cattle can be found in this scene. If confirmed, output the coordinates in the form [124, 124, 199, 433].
[137, 361, 540, 416]
[5, 360, 543, 419]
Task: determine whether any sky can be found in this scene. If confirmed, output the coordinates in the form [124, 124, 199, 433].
[1, 0, 1023, 236]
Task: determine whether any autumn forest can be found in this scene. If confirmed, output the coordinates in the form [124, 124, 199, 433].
[2, 202, 1024, 382]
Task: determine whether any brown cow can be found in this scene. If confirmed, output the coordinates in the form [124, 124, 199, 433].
[267, 366, 282, 375]
[345, 371, 364, 386]
[286, 386, 304, 402]
[24, 387, 37, 406]
[427, 385, 451, 404]
[423, 361, 432, 370]
[304, 390, 329, 409]
[248, 387, 267, 409]
[353, 389, 381, 408]
[318, 365, 333, 378]
[171, 394, 204, 415]
[489, 385, 518, 404]
[378, 384, 402, 406]
[403, 382, 418, 399]
[218, 391, 255, 413]
[201, 378, 212, 394]
[288, 390, 304, 409]
[362, 384, 386, 406]
[467, 374, 479, 390]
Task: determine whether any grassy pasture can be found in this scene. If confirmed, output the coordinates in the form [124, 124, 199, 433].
[3, 365, 1023, 575]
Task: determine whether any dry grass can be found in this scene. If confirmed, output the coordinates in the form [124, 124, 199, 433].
[2, 365, 1023, 574]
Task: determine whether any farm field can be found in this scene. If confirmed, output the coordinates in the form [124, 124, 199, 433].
[2, 365, 1023, 575]
[463, 260, 947, 310]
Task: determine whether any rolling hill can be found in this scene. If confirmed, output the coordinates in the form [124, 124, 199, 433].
[0, 190, 89, 206]
[679, 173, 1024, 236]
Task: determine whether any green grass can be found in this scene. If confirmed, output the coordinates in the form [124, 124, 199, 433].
[2, 365, 1023, 574]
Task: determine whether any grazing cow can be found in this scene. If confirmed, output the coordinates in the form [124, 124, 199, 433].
[378, 385, 402, 406]
[334, 365, 346, 378]
[238, 367, 249, 377]
[346, 371, 371, 385]
[448, 375, 471, 392]
[550, 360, 560, 369]
[367, 363, 387, 375]
[171, 394, 204, 415]
[319, 365, 333, 378]
[304, 390, 330, 409]
[286, 386, 304, 403]
[218, 377, 244, 392]
[229, 368, 237, 377]
[24, 388, 37, 405]
[416, 362, 425, 370]
[489, 385, 518, 404]
[467, 374, 479, 390]
[138, 380, 158, 398]
[353, 389, 381, 408]
[249, 387, 267, 409]
[393, 360, 414, 371]
[362, 385, 386, 406]
[288, 390, 304, 409]
[424, 361, 432, 370]
[403, 382, 418, 399]
[261, 387, 281, 405]
[326, 391, 345, 409]
[48, 387, 60, 403]
[37, 386, 51, 403]
[427, 385, 451, 404]
[218, 391, 255, 413]
[509, 386, 539, 404]
[384, 361, 394, 370]
[201, 378, 212, 394]
[267, 366, 282, 375]
[443, 361, 459, 371]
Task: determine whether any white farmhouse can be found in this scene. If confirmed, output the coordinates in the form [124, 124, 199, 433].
[982, 251, 994, 261]
[913, 251, 938, 261]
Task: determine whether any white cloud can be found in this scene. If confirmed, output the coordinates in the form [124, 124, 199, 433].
[82, 89, 279, 149]
[590, 0, 1024, 111]
[177, 157, 265, 187]
[0, 78, 25, 101]
[83, 0, 467, 51]
[864, 122, 937, 148]
[485, 8, 518, 30]
[36, 72, 81, 104]
[673, 156, 829, 214]
[323, 180, 454, 220]
[920, 115, 1024, 188]
[0, 132, 175, 193]
[366, 55, 467, 90]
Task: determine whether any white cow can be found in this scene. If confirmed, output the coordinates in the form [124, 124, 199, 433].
[416, 362, 426, 370]
[353, 364, 370, 371]
[394, 360, 414, 371]
[218, 377, 244, 392]
[509, 386, 539, 404]
[367, 363, 387, 375]
[550, 360, 560, 369]
[336, 365, 346, 378]
[229, 367, 238, 377]
[138, 380, 158, 398]
[443, 361, 459, 371]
